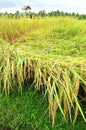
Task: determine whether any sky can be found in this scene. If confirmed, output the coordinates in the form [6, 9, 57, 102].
[0, 0, 86, 14]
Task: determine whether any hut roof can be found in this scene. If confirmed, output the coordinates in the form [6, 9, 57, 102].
[22, 5, 31, 10]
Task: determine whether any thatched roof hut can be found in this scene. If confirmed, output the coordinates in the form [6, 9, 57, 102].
[22, 5, 31, 11]
[22, 5, 32, 18]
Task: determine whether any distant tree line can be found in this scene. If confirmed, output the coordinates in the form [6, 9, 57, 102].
[0, 10, 86, 20]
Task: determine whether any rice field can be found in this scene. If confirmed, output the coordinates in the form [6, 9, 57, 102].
[0, 17, 86, 127]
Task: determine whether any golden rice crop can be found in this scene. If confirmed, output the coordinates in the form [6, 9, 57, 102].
[0, 17, 86, 125]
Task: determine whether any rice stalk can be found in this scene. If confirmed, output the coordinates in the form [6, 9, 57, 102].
[0, 17, 86, 126]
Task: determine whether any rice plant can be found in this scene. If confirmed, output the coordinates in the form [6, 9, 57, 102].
[0, 17, 86, 126]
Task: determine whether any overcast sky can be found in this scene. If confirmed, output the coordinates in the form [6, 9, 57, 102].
[0, 0, 86, 14]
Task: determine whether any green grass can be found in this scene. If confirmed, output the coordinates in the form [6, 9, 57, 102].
[0, 16, 86, 126]
[0, 84, 86, 130]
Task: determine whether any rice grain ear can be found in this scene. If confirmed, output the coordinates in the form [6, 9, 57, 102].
[63, 92, 68, 117]
[73, 105, 78, 125]
[71, 77, 80, 124]
[52, 101, 58, 127]
[73, 77, 80, 98]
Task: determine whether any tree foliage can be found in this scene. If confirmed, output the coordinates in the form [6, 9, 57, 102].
[0, 10, 86, 19]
